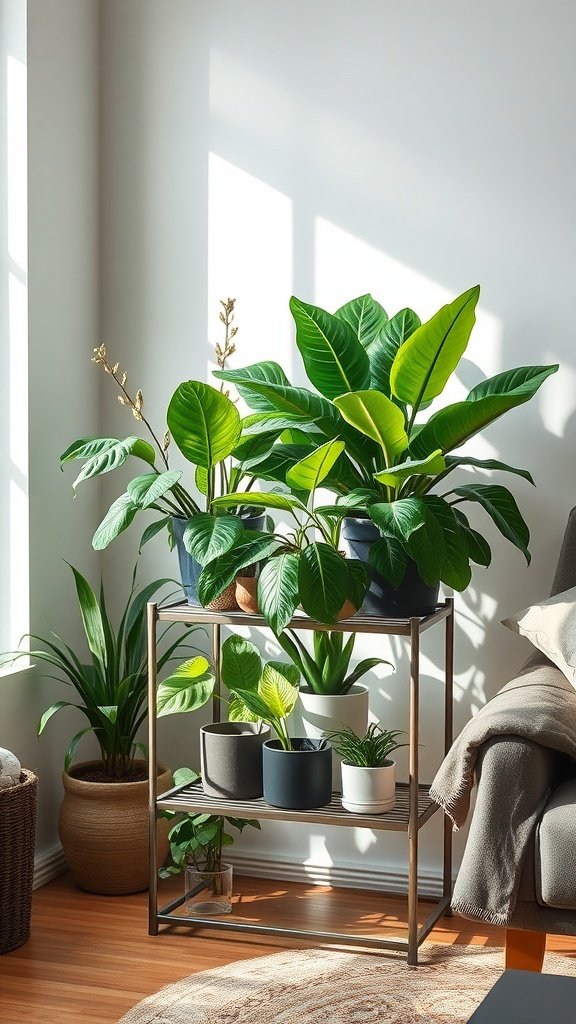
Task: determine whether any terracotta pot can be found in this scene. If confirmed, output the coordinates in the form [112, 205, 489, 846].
[59, 760, 172, 895]
[235, 576, 259, 613]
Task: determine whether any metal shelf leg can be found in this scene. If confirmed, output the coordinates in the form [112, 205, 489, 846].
[407, 617, 420, 965]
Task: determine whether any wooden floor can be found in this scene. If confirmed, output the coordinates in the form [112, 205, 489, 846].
[0, 873, 574, 1024]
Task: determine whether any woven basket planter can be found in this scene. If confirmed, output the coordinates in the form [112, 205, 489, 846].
[59, 760, 171, 895]
[0, 769, 38, 954]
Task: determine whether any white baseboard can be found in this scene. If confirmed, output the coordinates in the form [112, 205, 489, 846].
[226, 850, 443, 899]
[33, 844, 68, 889]
[31, 843, 444, 900]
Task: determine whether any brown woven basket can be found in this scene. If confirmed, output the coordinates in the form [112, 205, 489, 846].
[0, 769, 38, 954]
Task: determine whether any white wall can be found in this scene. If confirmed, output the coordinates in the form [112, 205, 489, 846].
[0, 0, 101, 861]
[97, 0, 576, 889]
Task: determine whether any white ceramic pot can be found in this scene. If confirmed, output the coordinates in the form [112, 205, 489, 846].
[341, 760, 396, 814]
[298, 685, 369, 789]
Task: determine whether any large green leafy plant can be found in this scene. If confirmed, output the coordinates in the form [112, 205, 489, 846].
[200, 438, 370, 626]
[214, 288, 558, 592]
[59, 300, 293, 556]
[5, 565, 211, 778]
[220, 635, 300, 751]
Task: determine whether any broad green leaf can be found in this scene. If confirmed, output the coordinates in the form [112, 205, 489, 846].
[156, 657, 215, 717]
[390, 285, 480, 408]
[374, 450, 445, 488]
[221, 635, 261, 692]
[195, 466, 208, 495]
[424, 496, 471, 590]
[333, 390, 408, 464]
[138, 516, 170, 552]
[267, 661, 301, 688]
[92, 491, 138, 550]
[240, 442, 316, 476]
[369, 308, 421, 393]
[286, 439, 346, 492]
[369, 535, 408, 588]
[239, 412, 311, 436]
[443, 455, 534, 485]
[450, 483, 531, 563]
[68, 564, 107, 666]
[167, 380, 241, 469]
[214, 361, 291, 411]
[228, 687, 274, 724]
[173, 766, 200, 787]
[228, 693, 261, 723]
[453, 508, 492, 566]
[212, 491, 306, 514]
[61, 436, 156, 492]
[183, 513, 243, 566]
[290, 296, 370, 399]
[298, 543, 349, 624]
[410, 364, 558, 458]
[257, 553, 300, 633]
[369, 498, 427, 541]
[346, 558, 370, 611]
[127, 470, 182, 509]
[198, 535, 280, 606]
[259, 663, 299, 718]
[406, 503, 446, 586]
[334, 294, 388, 350]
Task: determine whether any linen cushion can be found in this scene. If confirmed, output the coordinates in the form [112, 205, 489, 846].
[502, 586, 576, 689]
[535, 779, 576, 910]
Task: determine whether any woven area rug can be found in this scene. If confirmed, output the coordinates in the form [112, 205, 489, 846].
[118, 943, 576, 1023]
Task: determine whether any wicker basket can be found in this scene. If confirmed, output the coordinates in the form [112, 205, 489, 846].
[0, 770, 38, 954]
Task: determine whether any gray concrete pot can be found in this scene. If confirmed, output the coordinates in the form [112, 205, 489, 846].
[200, 722, 270, 800]
[263, 739, 332, 809]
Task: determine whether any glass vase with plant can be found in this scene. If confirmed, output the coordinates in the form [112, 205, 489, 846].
[158, 767, 261, 915]
[214, 287, 558, 612]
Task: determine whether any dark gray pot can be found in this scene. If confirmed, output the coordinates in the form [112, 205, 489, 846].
[173, 511, 266, 606]
[200, 722, 271, 800]
[263, 739, 332, 810]
[342, 516, 440, 617]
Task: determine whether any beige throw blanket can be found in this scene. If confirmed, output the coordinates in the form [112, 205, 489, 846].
[430, 653, 576, 924]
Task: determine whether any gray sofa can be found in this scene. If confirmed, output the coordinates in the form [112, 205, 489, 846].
[432, 508, 576, 955]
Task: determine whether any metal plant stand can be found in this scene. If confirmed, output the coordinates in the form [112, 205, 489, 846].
[147, 598, 454, 966]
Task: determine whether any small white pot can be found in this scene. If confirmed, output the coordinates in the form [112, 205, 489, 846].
[341, 760, 396, 814]
[298, 685, 369, 789]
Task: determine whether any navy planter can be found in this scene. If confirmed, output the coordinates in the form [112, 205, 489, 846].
[263, 739, 332, 810]
[342, 517, 440, 617]
[173, 511, 266, 606]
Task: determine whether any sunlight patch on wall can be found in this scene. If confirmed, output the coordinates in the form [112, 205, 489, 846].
[539, 352, 575, 439]
[208, 153, 293, 378]
[0, 42, 29, 659]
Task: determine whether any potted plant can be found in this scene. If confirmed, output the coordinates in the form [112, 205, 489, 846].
[275, 629, 392, 787]
[59, 300, 289, 607]
[215, 288, 558, 614]
[227, 645, 332, 809]
[4, 564, 212, 895]
[204, 437, 370, 626]
[325, 724, 406, 813]
[158, 767, 261, 915]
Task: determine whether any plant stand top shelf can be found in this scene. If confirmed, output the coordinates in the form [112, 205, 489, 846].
[156, 600, 452, 635]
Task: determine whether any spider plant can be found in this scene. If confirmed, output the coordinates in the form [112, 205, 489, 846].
[4, 564, 212, 778]
[324, 723, 405, 767]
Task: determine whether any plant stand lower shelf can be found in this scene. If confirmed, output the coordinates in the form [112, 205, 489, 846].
[147, 598, 455, 966]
